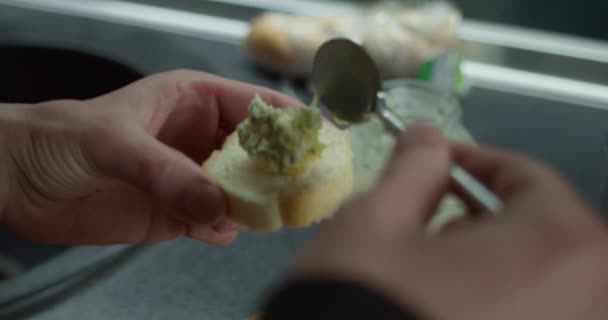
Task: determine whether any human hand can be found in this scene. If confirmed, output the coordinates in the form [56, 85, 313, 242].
[0, 69, 300, 245]
[290, 126, 608, 320]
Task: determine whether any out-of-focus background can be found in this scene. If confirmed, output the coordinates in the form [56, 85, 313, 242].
[0, 1, 607, 320]
[351, 0, 607, 41]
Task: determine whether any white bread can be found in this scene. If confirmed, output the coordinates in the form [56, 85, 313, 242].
[202, 119, 353, 232]
[244, 2, 461, 79]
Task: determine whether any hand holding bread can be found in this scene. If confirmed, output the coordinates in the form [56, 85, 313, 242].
[0, 70, 304, 245]
[202, 95, 354, 232]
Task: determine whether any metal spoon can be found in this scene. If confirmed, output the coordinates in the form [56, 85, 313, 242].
[311, 38, 503, 215]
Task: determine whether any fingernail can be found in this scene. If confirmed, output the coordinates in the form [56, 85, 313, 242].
[182, 183, 226, 225]
[212, 218, 243, 233]
[187, 225, 239, 246]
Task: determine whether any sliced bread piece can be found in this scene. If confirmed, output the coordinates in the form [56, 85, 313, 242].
[202, 120, 353, 232]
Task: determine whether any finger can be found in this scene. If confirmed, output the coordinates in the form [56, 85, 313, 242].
[369, 125, 452, 230]
[187, 223, 240, 246]
[452, 142, 570, 202]
[87, 125, 226, 226]
[433, 215, 475, 235]
[211, 217, 244, 233]
[451, 143, 591, 221]
[195, 74, 304, 130]
[425, 198, 470, 235]
[95, 69, 302, 131]
[155, 70, 303, 131]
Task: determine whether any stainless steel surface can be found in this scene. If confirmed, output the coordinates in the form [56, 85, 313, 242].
[313, 39, 503, 214]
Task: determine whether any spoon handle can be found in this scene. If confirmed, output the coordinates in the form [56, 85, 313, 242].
[376, 106, 503, 215]
[449, 165, 503, 214]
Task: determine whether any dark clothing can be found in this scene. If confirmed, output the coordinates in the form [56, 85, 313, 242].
[261, 279, 426, 320]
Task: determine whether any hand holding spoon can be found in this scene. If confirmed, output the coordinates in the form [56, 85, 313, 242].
[311, 38, 503, 215]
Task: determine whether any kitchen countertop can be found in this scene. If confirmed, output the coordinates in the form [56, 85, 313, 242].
[28, 230, 318, 320]
[1, 2, 607, 319]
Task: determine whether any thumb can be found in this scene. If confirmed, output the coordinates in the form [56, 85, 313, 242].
[88, 127, 226, 225]
[370, 125, 451, 230]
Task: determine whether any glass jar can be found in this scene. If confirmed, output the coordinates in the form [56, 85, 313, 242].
[350, 79, 475, 194]
[350, 79, 472, 232]
[381, 79, 461, 132]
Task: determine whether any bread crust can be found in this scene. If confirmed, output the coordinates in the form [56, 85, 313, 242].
[202, 123, 353, 232]
[279, 133, 353, 228]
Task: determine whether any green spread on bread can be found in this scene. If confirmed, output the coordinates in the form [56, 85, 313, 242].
[237, 95, 325, 175]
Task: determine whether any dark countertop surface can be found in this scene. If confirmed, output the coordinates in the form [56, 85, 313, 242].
[0, 3, 607, 319]
[462, 88, 608, 212]
[29, 232, 316, 320]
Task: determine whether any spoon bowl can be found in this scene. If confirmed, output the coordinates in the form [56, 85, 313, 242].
[311, 38, 380, 124]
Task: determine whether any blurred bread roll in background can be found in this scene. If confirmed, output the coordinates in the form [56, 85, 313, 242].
[245, 1, 462, 79]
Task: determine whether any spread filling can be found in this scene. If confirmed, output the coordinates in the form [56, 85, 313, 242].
[237, 95, 325, 176]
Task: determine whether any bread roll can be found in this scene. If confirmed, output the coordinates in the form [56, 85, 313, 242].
[202, 98, 353, 232]
[245, 12, 361, 77]
[244, 2, 461, 79]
